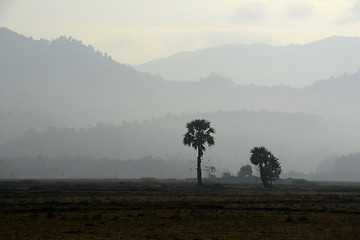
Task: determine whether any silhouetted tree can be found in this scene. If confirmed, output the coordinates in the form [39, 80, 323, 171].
[222, 172, 231, 178]
[250, 146, 281, 187]
[237, 164, 253, 177]
[183, 119, 215, 186]
[204, 165, 216, 178]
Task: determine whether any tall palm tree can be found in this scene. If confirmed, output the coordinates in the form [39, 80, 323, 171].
[183, 119, 215, 186]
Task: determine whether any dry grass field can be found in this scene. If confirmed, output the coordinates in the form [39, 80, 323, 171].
[0, 179, 359, 239]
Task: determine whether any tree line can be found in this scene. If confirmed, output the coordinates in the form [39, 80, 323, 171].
[0, 156, 195, 179]
[0, 118, 282, 186]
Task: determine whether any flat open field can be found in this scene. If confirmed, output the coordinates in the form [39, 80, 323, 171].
[0, 179, 360, 239]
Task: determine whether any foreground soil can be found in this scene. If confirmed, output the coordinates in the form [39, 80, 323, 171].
[0, 179, 359, 239]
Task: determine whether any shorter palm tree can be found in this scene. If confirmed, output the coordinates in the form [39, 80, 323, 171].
[250, 146, 281, 188]
[183, 119, 215, 186]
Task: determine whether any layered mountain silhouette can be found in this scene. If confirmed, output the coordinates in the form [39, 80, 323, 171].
[135, 36, 360, 87]
[1, 27, 359, 175]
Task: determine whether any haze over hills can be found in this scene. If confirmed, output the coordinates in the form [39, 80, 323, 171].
[1, 27, 359, 178]
[0, 27, 167, 142]
[1, 111, 359, 174]
[135, 37, 360, 88]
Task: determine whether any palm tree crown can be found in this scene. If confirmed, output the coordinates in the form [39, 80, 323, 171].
[183, 119, 215, 151]
[250, 146, 271, 166]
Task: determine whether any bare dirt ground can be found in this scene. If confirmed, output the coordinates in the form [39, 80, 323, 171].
[0, 179, 359, 239]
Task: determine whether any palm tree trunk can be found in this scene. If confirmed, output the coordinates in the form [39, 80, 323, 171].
[197, 148, 203, 186]
[259, 165, 268, 188]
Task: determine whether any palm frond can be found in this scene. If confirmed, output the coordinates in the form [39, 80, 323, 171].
[183, 119, 215, 151]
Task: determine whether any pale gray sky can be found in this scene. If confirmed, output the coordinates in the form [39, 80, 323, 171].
[1, 0, 360, 64]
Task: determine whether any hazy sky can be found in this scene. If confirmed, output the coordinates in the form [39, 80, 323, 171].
[1, 0, 360, 64]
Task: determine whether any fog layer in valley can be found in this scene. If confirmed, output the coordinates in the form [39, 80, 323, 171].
[1, 28, 359, 180]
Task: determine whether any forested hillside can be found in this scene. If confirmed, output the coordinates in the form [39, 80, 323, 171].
[2, 28, 360, 145]
[1, 111, 359, 174]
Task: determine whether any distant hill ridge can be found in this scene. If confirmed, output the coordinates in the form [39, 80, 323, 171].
[135, 35, 360, 87]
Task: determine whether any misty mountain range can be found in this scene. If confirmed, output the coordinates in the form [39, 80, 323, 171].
[1, 27, 359, 179]
[135, 36, 360, 87]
